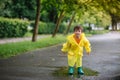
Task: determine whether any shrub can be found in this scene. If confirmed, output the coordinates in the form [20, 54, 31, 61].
[30, 21, 66, 34]
[0, 17, 29, 38]
[30, 21, 55, 34]
[47, 22, 56, 34]
[59, 23, 67, 33]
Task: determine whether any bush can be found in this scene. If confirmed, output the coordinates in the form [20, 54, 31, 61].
[30, 21, 55, 34]
[69, 23, 92, 33]
[82, 26, 92, 32]
[46, 22, 56, 34]
[0, 17, 29, 38]
[30, 21, 66, 34]
[59, 23, 67, 33]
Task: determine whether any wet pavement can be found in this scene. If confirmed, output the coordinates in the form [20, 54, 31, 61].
[83, 32, 120, 80]
[0, 32, 120, 80]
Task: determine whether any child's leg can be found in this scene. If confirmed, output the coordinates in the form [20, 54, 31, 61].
[76, 56, 84, 75]
[68, 55, 75, 75]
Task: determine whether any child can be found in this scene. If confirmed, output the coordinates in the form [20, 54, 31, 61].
[61, 25, 91, 77]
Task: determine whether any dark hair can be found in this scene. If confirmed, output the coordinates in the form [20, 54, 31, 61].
[74, 25, 82, 31]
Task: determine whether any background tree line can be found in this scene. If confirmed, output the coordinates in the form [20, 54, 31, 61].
[0, 0, 120, 41]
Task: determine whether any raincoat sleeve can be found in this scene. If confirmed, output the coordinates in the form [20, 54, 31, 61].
[61, 41, 71, 53]
[84, 37, 91, 53]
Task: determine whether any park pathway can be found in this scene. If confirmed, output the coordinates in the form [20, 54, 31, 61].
[0, 35, 50, 44]
[0, 31, 120, 80]
[83, 31, 120, 80]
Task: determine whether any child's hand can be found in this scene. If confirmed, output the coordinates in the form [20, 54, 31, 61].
[87, 52, 90, 55]
[60, 52, 67, 57]
[62, 51, 66, 54]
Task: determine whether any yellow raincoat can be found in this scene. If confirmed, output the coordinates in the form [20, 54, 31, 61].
[61, 33, 91, 67]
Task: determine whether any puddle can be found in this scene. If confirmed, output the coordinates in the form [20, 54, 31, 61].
[53, 66, 99, 77]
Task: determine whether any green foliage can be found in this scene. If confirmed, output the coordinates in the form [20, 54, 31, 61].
[24, 32, 33, 37]
[82, 26, 92, 32]
[31, 21, 66, 34]
[0, 17, 29, 38]
[68, 23, 92, 33]
[1, 0, 120, 32]
[0, 0, 36, 20]
[58, 23, 67, 33]
[39, 22, 55, 34]
[41, 0, 61, 22]
[0, 35, 66, 58]
[31, 21, 55, 34]
[0, 0, 11, 9]
[95, 0, 120, 27]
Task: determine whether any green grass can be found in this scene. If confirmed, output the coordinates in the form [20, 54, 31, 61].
[53, 66, 99, 77]
[0, 35, 66, 58]
[0, 30, 109, 59]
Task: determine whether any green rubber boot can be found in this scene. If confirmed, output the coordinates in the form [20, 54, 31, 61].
[78, 67, 84, 75]
[68, 67, 74, 79]
[68, 66, 74, 75]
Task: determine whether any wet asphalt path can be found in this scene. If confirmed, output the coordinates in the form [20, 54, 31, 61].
[0, 32, 120, 80]
[84, 32, 120, 80]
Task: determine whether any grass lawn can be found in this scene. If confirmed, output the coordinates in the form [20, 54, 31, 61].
[0, 30, 109, 59]
[0, 35, 66, 58]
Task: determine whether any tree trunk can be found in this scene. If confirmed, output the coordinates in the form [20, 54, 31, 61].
[88, 23, 91, 32]
[52, 10, 65, 37]
[111, 14, 118, 31]
[65, 12, 76, 35]
[32, 0, 41, 42]
[115, 22, 117, 30]
[111, 18, 117, 31]
[111, 17, 115, 31]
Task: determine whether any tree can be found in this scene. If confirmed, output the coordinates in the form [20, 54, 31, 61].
[64, 0, 99, 34]
[78, 8, 111, 28]
[65, 12, 76, 34]
[52, 0, 67, 37]
[32, 0, 41, 42]
[0, 0, 12, 17]
[52, 0, 81, 37]
[95, 0, 120, 30]
[70, 0, 112, 32]
[41, 0, 59, 23]
[52, 10, 65, 37]
[0, 0, 36, 20]
[0, 0, 10, 8]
